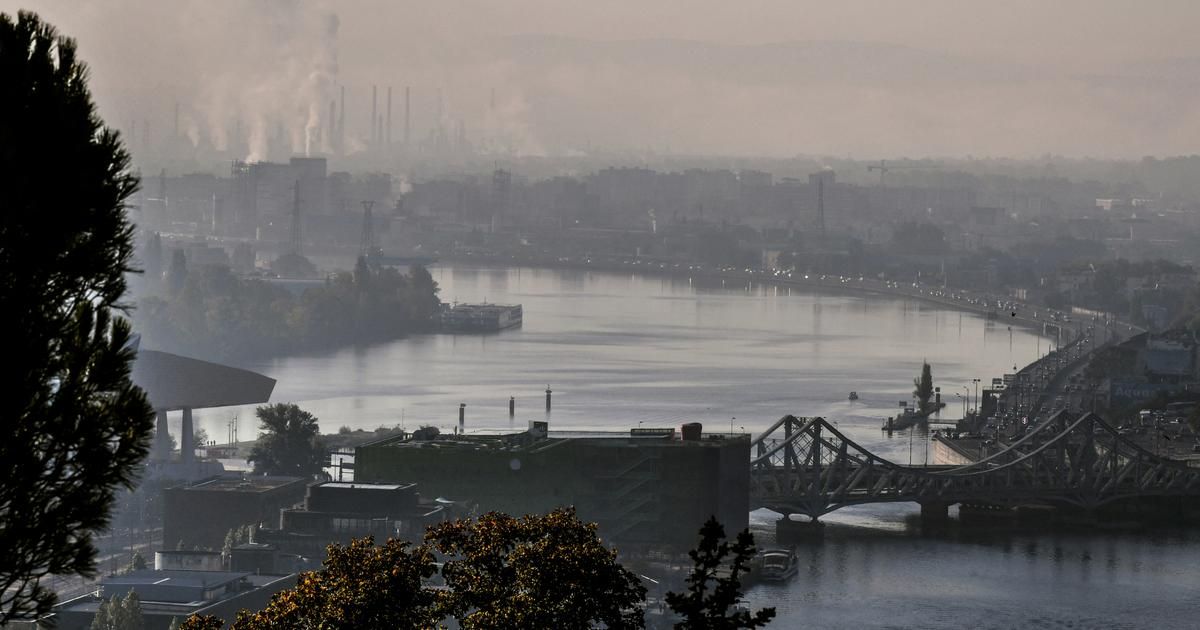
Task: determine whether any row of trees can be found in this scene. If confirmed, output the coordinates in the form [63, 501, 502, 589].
[179, 509, 775, 630]
[134, 259, 441, 362]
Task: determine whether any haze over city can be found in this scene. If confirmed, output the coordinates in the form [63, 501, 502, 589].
[14, 0, 1200, 158]
[10, 1, 1200, 628]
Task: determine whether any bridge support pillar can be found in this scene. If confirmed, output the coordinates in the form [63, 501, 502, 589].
[920, 501, 950, 524]
[181, 407, 195, 464]
[151, 409, 170, 461]
[776, 516, 821, 542]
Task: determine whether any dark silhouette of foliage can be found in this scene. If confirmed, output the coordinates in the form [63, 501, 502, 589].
[666, 517, 775, 629]
[247, 403, 325, 477]
[129, 551, 147, 572]
[0, 11, 155, 623]
[142, 232, 163, 282]
[135, 263, 440, 362]
[426, 507, 646, 629]
[270, 252, 316, 279]
[914, 361, 934, 412]
[166, 249, 188, 295]
[179, 537, 440, 630]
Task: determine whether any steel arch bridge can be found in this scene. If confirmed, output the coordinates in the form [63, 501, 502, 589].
[749, 411, 1200, 519]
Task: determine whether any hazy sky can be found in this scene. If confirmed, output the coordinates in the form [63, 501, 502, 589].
[8, 0, 1200, 159]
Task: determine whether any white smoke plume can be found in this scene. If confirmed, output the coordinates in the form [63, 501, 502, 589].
[26, 0, 340, 163]
[17, 0, 1200, 160]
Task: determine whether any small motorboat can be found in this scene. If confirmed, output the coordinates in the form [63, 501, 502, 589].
[848, 391, 859, 401]
[757, 548, 799, 582]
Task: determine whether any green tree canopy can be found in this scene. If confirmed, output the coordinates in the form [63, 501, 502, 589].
[247, 403, 324, 477]
[427, 507, 647, 629]
[0, 11, 154, 622]
[666, 517, 775, 629]
[90, 591, 145, 630]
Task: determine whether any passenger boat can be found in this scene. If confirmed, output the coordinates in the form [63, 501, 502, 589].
[757, 548, 799, 582]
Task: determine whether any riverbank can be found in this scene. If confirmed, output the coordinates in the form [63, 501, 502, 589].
[436, 253, 1138, 343]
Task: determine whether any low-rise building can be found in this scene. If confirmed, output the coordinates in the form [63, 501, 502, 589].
[51, 570, 297, 630]
[256, 481, 447, 559]
[154, 550, 223, 572]
[163, 475, 309, 551]
[355, 422, 750, 550]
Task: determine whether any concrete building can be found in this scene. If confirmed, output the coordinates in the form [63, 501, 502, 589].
[163, 475, 309, 551]
[256, 481, 447, 559]
[51, 570, 297, 630]
[154, 550, 223, 572]
[355, 423, 750, 549]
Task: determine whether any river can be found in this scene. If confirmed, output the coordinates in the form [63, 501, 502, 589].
[191, 264, 1197, 628]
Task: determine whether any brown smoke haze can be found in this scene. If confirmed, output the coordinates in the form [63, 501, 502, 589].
[9, 0, 1200, 159]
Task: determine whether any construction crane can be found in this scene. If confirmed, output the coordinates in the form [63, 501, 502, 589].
[867, 160, 942, 186]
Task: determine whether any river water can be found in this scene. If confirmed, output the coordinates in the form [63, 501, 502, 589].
[192, 264, 1198, 628]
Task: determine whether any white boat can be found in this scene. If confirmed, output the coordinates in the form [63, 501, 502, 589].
[757, 548, 798, 582]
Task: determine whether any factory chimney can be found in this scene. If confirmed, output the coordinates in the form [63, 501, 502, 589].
[339, 86, 346, 156]
[327, 99, 335, 154]
[387, 86, 392, 146]
[371, 85, 378, 146]
[817, 177, 826, 236]
[404, 86, 411, 146]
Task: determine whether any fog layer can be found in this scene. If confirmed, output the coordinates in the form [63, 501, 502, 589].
[11, 0, 1200, 158]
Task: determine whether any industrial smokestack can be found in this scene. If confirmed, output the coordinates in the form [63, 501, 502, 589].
[371, 85, 378, 146]
[339, 86, 346, 155]
[173, 102, 179, 140]
[387, 86, 392, 145]
[327, 99, 335, 155]
[817, 177, 826, 236]
[405, 86, 411, 146]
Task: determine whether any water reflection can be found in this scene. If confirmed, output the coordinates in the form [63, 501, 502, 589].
[745, 515, 1200, 629]
[186, 264, 1200, 627]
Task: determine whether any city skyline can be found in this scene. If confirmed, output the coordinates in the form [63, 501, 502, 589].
[11, 0, 1200, 160]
